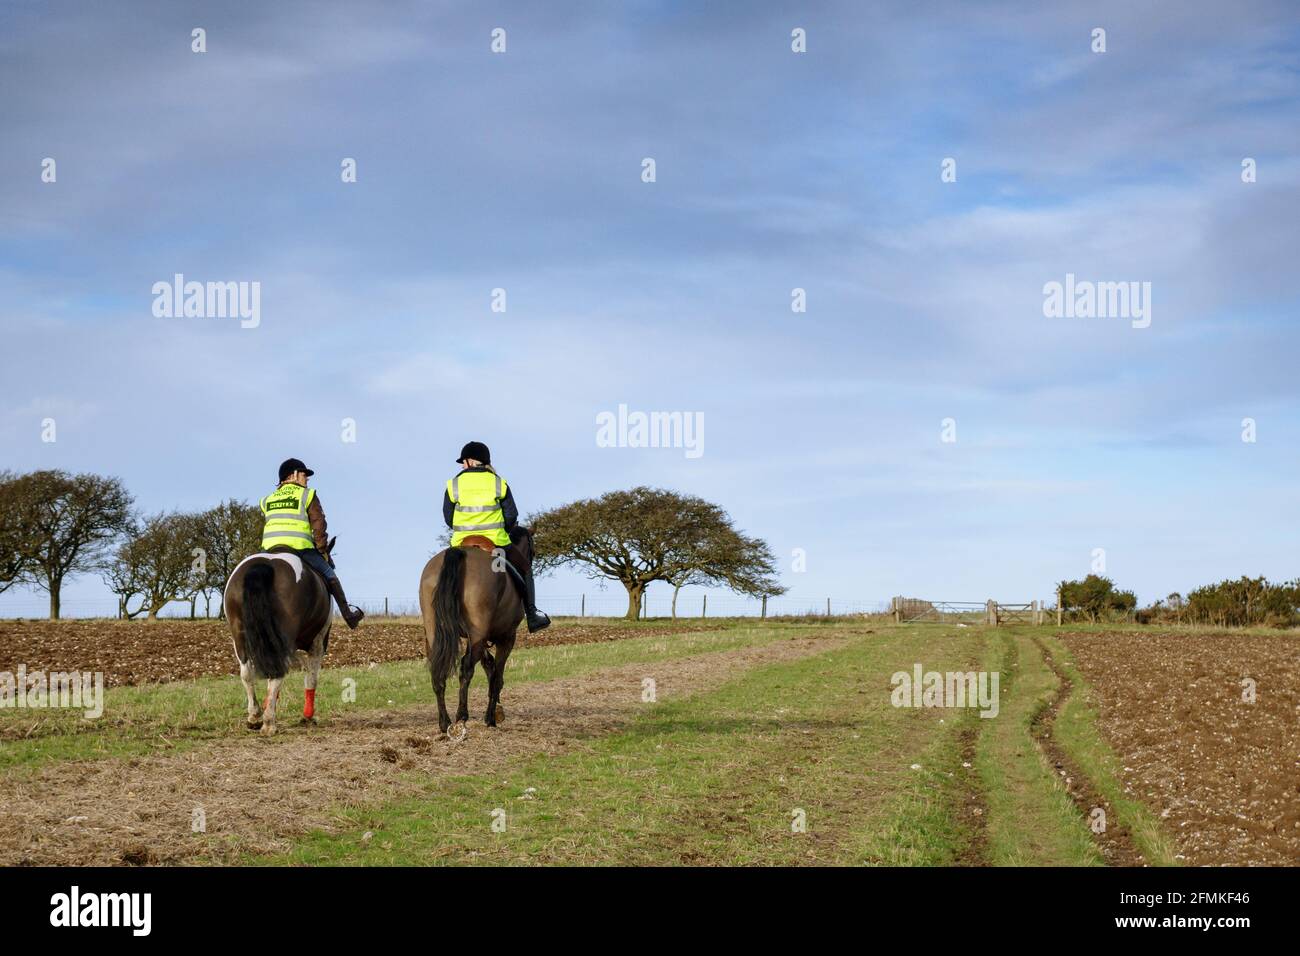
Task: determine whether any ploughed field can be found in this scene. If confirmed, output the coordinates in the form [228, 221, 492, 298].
[0, 616, 735, 687]
[0, 617, 1293, 866]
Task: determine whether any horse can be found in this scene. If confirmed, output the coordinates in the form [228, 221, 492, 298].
[418, 531, 531, 734]
[223, 537, 338, 736]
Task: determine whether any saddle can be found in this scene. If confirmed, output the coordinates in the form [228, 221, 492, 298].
[458, 535, 497, 554]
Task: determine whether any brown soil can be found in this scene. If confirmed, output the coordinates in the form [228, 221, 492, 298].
[0, 617, 737, 687]
[0, 632, 845, 866]
[953, 726, 989, 866]
[1030, 637, 1145, 866]
[1059, 629, 1300, 866]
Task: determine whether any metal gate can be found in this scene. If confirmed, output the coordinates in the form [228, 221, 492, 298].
[892, 598, 987, 624]
[893, 597, 1046, 625]
[994, 602, 1035, 625]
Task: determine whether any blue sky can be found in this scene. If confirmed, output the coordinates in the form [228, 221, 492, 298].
[2, 0, 1299, 616]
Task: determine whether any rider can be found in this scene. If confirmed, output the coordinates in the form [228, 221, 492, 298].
[260, 457, 365, 629]
[443, 441, 550, 632]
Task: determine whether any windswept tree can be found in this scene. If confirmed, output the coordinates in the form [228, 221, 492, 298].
[13, 470, 134, 618]
[530, 487, 785, 619]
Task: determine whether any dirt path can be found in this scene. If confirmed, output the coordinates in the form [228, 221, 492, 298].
[1029, 636, 1144, 867]
[0, 633, 845, 865]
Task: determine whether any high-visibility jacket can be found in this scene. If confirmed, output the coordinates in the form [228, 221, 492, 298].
[260, 483, 316, 550]
[447, 470, 511, 547]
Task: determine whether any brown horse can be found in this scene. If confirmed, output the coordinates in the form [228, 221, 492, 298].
[223, 538, 336, 735]
[418, 533, 529, 734]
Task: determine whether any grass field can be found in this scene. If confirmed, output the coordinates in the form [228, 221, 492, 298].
[1, 617, 1291, 865]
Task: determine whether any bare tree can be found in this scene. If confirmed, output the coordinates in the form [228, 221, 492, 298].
[109, 512, 203, 620]
[0, 470, 39, 593]
[14, 470, 134, 619]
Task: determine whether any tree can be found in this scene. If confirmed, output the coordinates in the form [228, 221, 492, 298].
[0, 470, 40, 593]
[530, 487, 785, 619]
[101, 521, 147, 620]
[13, 470, 134, 619]
[106, 512, 204, 620]
[665, 517, 784, 618]
[193, 499, 264, 617]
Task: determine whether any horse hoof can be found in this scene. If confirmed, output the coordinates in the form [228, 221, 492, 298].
[246, 720, 263, 731]
[494, 705, 505, 723]
[260, 723, 277, 737]
[301, 716, 317, 726]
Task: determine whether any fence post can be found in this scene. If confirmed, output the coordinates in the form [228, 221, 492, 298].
[826, 597, 831, 617]
[581, 594, 585, 618]
[1056, 586, 1063, 626]
[384, 597, 389, 618]
[986, 600, 997, 626]
[761, 594, 767, 619]
[893, 596, 901, 624]
[702, 594, 707, 618]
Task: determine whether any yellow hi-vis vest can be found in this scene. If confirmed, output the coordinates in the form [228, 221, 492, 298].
[260, 483, 316, 550]
[448, 470, 511, 547]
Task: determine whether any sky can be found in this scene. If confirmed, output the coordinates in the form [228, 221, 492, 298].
[2, 0, 1299, 616]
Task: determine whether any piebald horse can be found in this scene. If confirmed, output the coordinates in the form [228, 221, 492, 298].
[223, 538, 337, 735]
[418, 532, 529, 734]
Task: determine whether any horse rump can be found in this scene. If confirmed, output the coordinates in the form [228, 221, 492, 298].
[242, 561, 295, 679]
[430, 547, 468, 685]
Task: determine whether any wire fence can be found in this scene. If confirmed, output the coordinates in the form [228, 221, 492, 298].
[0, 593, 895, 620]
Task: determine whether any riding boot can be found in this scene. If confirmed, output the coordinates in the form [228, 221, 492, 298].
[327, 578, 365, 629]
[520, 565, 550, 633]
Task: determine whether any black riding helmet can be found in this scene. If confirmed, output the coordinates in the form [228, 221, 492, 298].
[457, 441, 491, 465]
[278, 457, 314, 481]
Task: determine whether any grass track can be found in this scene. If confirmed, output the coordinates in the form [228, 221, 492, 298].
[2, 619, 1179, 866]
[975, 630, 1103, 865]
[259, 625, 1001, 865]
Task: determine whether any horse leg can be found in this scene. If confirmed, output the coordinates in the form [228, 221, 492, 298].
[486, 640, 512, 726]
[432, 668, 452, 734]
[302, 650, 322, 724]
[261, 677, 284, 736]
[455, 639, 483, 725]
[302, 625, 328, 724]
[481, 650, 497, 726]
[240, 659, 263, 730]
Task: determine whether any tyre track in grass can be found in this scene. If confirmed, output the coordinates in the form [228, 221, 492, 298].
[1029, 636, 1144, 866]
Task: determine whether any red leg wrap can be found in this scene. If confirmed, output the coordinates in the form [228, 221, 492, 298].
[304, 688, 316, 719]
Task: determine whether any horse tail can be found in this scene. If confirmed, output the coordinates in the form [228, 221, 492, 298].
[430, 548, 468, 685]
[242, 562, 294, 679]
